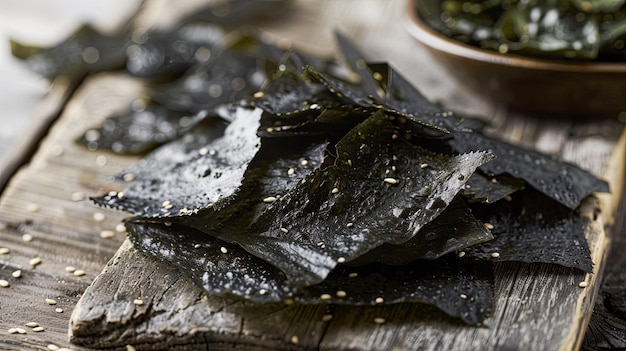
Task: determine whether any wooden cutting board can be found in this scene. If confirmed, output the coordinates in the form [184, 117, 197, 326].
[0, 1, 625, 350]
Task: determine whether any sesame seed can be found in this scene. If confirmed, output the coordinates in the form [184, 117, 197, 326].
[71, 192, 86, 202]
[346, 222, 354, 228]
[391, 165, 397, 171]
[579, 281, 588, 288]
[12, 270, 21, 278]
[74, 270, 86, 277]
[460, 294, 468, 299]
[349, 272, 358, 278]
[266, 127, 274, 133]
[0, 280, 9, 287]
[490, 252, 500, 258]
[133, 299, 144, 306]
[96, 155, 108, 167]
[321, 314, 333, 322]
[194, 244, 201, 249]
[198, 147, 209, 156]
[32, 327, 44, 332]
[287, 168, 295, 175]
[117, 192, 125, 200]
[263, 196, 277, 203]
[100, 230, 114, 239]
[301, 159, 309, 166]
[55, 308, 63, 313]
[115, 224, 127, 233]
[15, 327, 27, 334]
[123, 173, 136, 182]
[392, 133, 399, 140]
[420, 163, 429, 169]
[65, 266, 76, 273]
[383, 178, 398, 185]
[465, 184, 471, 189]
[331, 187, 339, 194]
[0, 248, 9, 254]
[22, 234, 33, 242]
[504, 195, 513, 202]
[162, 200, 171, 207]
[317, 241, 325, 247]
[259, 289, 267, 295]
[372, 72, 383, 81]
[127, 345, 137, 351]
[45, 298, 57, 305]
[93, 212, 106, 221]
[457, 251, 466, 258]
[47, 345, 60, 350]
[220, 247, 228, 254]
[491, 178, 498, 183]
[290, 335, 299, 344]
[347, 159, 353, 166]
[25, 322, 38, 328]
[26, 203, 40, 213]
[320, 294, 332, 300]
[337, 257, 346, 263]
[484, 223, 494, 230]
[309, 103, 320, 110]
[8, 328, 18, 334]
[30, 257, 42, 267]
[253, 91, 265, 98]
[164, 221, 172, 227]
[373, 318, 386, 324]
[336, 290, 347, 297]
[375, 297, 384, 304]
[280, 227, 289, 233]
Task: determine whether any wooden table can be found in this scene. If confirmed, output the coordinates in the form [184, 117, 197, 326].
[1, 1, 625, 350]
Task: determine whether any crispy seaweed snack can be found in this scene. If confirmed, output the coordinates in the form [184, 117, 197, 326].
[14, 8, 608, 325]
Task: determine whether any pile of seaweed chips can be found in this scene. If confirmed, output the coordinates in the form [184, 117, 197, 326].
[417, 0, 626, 61]
[12, 1, 609, 326]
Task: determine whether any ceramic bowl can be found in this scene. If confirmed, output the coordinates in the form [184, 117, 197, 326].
[406, 0, 626, 119]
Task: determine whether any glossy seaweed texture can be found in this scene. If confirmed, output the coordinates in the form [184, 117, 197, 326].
[15, 4, 610, 325]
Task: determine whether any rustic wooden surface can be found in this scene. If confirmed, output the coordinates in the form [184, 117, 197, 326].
[0, 1, 625, 350]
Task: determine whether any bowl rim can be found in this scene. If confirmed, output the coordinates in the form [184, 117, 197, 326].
[405, 0, 626, 73]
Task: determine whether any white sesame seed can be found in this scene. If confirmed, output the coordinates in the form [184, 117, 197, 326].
[373, 318, 386, 324]
[383, 177, 398, 185]
[457, 251, 466, 258]
[259, 289, 267, 295]
[290, 335, 299, 344]
[93, 212, 106, 222]
[331, 187, 339, 194]
[198, 147, 209, 156]
[55, 308, 63, 313]
[266, 127, 274, 133]
[317, 241, 325, 248]
[280, 227, 289, 233]
[337, 257, 346, 263]
[26, 203, 40, 213]
[349, 272, 358, 278]
[32, 326, 44, 332]
[133, 299, 144, 306]
[71, 192, 86, 202]
[375, 297, 384, 304]
[100, 230, 114, 239]
[117, 192, 125, 200]
[65, 266, 76, 273]
[22, 234, 33, 242]
[263, 196, 278, 203]
[336, 290, 347, 297]
[47, 345, 60, 350]
[484, 223, 494, 230]
[253, 91, 265, 98]
[301, 159, 309, 166]
[287, 168, 295, 175]
[490, 252, 500, 258]
[347, 159, 353, 166]
[45, 298, 57, 305]
[220, 247, 228, 254]
[391, 165, 397, 171]
[0, 248, 9, 254]
[126, 345, 137, 351]
[320, 294, 332, 300]
[74, 270, 86, 277]
[123, 173, 136, 182]
[346, 222, 354, 228]
[164, 221, 172, 227]
[322, 314, 333, 322]
[25, 322, 38, 328]
[579, 281, 588, 288]
[491, 178, 498, 183]
[15, 327, 27, 334]
[8, 328, 18, 334]
[420, 163, 429, 169]
[30, 257, 42, 267]
[0, 280, 9, 287]
[460, 294, 468, 299]
[194, 244, 201, 249]
[115, 224, 127, 233]
[504, 195, 513, 202]
[12, 270, 21, 278]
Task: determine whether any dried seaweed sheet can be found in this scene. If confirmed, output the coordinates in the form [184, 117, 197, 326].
[126, 220, 494, 326]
